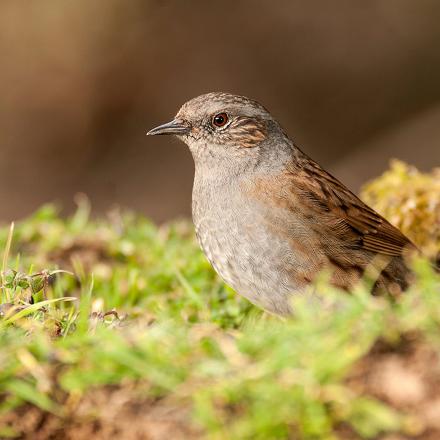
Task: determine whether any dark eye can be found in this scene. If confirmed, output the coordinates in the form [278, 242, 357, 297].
[212, 112, 229, 128]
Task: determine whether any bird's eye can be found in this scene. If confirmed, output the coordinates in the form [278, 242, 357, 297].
[212, 112, 229, 128]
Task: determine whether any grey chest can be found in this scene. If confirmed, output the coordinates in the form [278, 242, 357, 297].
[192, 182, 304, 314]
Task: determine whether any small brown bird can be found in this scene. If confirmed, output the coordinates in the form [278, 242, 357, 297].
[148, 93, 415, 315]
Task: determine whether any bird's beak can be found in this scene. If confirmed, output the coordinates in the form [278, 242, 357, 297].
[147, 119, 190, 136]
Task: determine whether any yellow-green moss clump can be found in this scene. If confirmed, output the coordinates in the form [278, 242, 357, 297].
[361, 160, 440, 258]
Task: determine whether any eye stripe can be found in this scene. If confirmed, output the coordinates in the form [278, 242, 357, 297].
[233, 117, 252, 127]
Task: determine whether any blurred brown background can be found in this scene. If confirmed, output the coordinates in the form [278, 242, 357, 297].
[1, 0, 439, 222]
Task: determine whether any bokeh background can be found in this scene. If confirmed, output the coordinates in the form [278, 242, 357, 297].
[1, 0, 439, 222]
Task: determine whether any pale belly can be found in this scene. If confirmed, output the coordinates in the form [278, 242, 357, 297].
[193, 207, 309, 315]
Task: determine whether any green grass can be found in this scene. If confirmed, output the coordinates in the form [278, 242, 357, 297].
[0, 202, 439, 439]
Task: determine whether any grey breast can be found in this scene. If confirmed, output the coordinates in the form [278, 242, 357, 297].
[191, 171, 305, 315]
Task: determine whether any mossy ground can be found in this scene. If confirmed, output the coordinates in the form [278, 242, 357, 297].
[0, 163, 439, 439]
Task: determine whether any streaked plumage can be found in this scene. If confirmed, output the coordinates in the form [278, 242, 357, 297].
[148, 92, 415, 315]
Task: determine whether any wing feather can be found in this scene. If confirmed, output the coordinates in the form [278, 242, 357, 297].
[289, 159, 415, 257]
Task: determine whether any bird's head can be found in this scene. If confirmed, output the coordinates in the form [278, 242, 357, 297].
[148, 93, 289, 168]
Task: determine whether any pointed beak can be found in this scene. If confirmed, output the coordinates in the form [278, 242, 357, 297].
[147, 119, 190, 136]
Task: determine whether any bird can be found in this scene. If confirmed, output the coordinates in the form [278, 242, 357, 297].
[147, 92, 416, 315]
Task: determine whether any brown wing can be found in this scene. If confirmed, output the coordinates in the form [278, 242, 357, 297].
[289, 159, 415, 257]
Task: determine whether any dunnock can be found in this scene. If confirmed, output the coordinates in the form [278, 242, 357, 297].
[148, 93, 415, 315]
